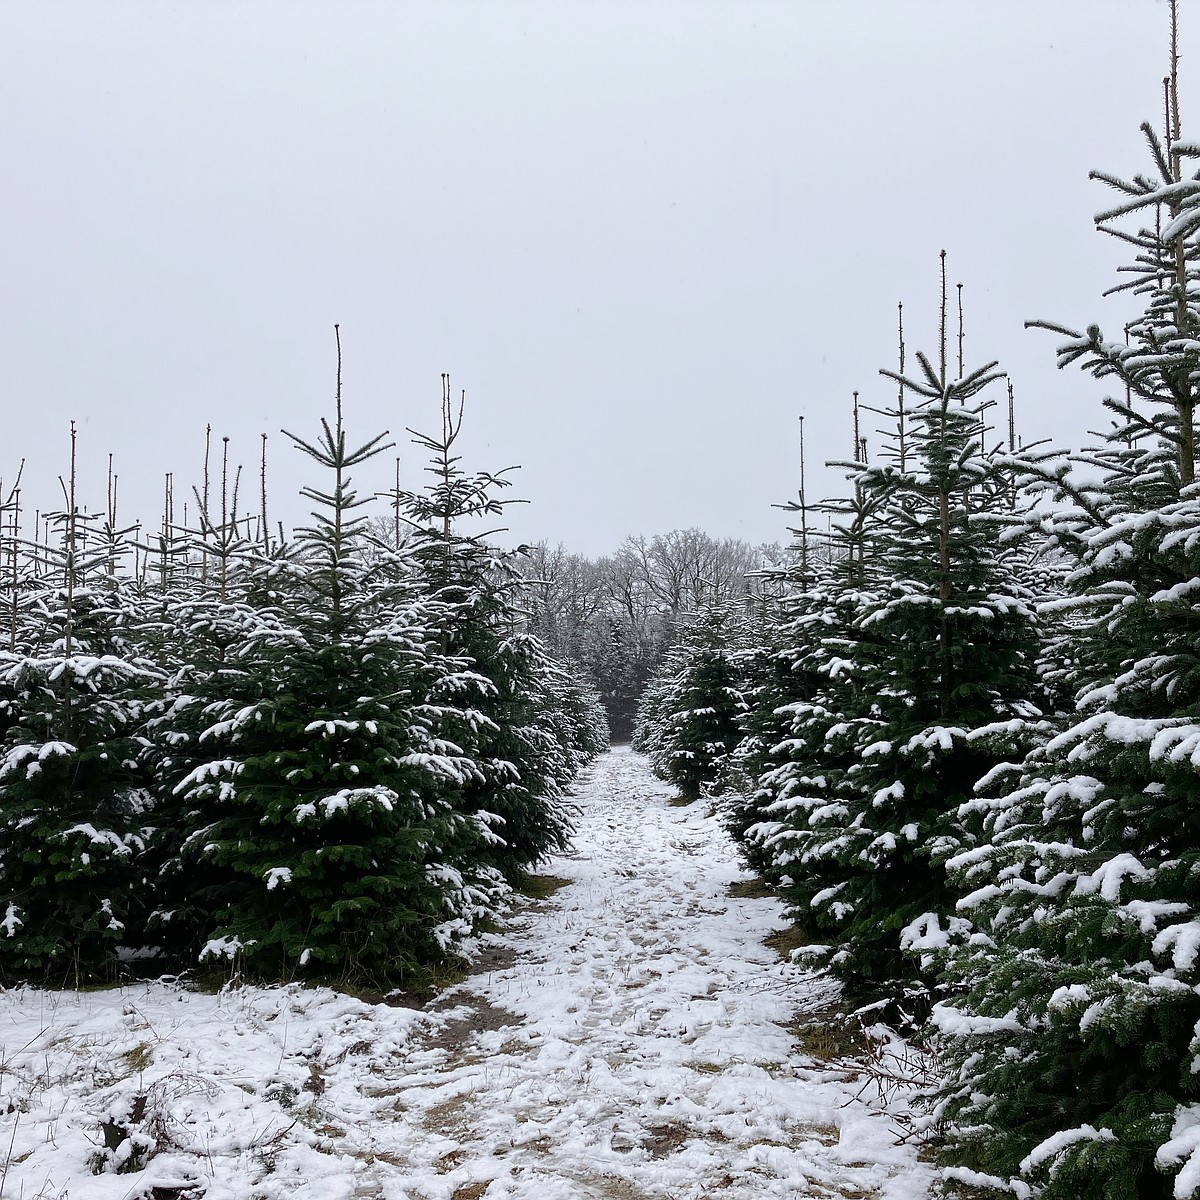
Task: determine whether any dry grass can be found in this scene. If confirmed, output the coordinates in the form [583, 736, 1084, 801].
[764, 925, 811, 961]
[642, 1120, 692, 1158]
[121, 1041, 154, 1075]
[790, 1008, 872, 1062]
[728, 877, 776, 900]
[799, 1121, 841, 1146]
[422, 1093, 474, 1139]
[590, 1176, 650, 1199]
[515, 873, 573, 900]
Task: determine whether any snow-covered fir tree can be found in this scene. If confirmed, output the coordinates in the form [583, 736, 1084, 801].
[394, 379, 594, 887]
[734, 322, 1045, 999]
[925, 98, 1200, 1199]
[633, 599, 753, 800]
[147, 349, 494, 983]
[0, 349, 606, 987]
[0, 471, 163, 983]
[718, 601, 806, 876]
[725, 550, 877, 895]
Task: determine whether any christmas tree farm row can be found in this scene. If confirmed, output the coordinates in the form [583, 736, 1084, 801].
[0, 363, 608, 990]
[635, 66, 1200, 1200]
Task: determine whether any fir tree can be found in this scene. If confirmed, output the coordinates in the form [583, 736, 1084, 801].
[928, 65, 1200, 1198]
[0, 434, 163, 984]
[728, 554, 875, 895]
[634, 600, 752, 801]
[154, 335, 482, 984]
[744, 307, 1044, 998]
[395, 379, 580, 881]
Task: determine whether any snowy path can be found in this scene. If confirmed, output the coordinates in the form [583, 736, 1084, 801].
[0, 749, 934, 1199]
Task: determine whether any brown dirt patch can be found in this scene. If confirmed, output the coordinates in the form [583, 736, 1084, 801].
[450, 1183, 491, 1200]
[466, 939, 520, 977]
[591, 1177, 650, 1200]
[424, 994, 523, 1055]
[422, 1093, 474, 1138]
[642, 1121, 693, 1158]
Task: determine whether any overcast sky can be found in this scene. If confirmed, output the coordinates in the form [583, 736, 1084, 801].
[0, 1, 1177, 557]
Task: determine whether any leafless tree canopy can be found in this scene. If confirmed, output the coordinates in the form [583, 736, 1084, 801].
[515, 530, 787, 740]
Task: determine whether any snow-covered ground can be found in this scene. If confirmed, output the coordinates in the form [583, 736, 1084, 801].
[0, 748, 934, 1199]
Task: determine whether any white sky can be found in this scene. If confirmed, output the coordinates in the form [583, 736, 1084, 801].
[0, 1, 1177, 556]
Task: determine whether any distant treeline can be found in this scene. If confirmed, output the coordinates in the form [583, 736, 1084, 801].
[516, 531, 789, 740]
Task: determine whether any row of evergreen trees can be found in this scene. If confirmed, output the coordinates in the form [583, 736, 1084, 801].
[634, 59, 1200, 1200]
[0, 354, 607, 989]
